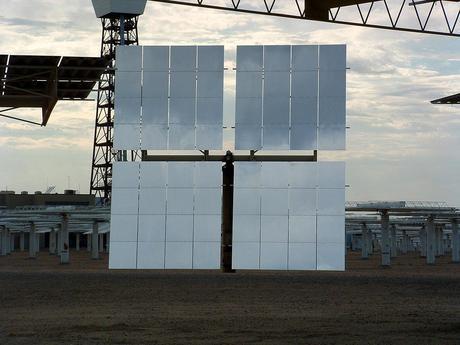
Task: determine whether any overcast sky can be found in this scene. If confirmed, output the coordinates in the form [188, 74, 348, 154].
[1, 0, 460, 206]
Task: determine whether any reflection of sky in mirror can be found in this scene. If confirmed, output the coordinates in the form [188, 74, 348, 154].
[232, 161, 345, 270]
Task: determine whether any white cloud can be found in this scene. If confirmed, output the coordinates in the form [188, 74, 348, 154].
[1, 0, 460, 205]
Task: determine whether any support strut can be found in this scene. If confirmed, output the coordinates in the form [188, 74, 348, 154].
[221, 151, 235, 273]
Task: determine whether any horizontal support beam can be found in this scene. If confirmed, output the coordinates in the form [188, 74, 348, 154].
[141, 150, 318, 162]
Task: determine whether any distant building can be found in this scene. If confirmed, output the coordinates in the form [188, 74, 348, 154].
[0, 190, 95, 209]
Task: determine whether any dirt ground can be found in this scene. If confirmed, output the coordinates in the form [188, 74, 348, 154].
[1, 250, 459, 345]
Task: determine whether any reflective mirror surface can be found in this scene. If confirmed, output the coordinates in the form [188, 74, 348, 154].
[116, 46, 142, 71]
[292, 45, 318, 71]
[113, 124, 140, 150]
[143, 46, 169, 71]
[232, 161, 345, 271]
[236, 46, 263, 71]
[260, 243, 288, 270]
[112, 162, 140, 188]
[235, 44, 346, 151]
[114, 45, 224, 150]
[111, 162, 223, 269]
[264, 45, 290, 71]
[115, 98, 141, 125]
[142, 98, 168, 125]
[137, 242, 165, 269]
[109, 242, 137, 269]
[141, 125, 168, 150]
[138, 215, 166, 242]
[171, 46, 196, 71]
[198, 46, 224, 71]
[142, 72, 169, 99]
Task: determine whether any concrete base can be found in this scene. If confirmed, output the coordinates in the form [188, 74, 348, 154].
[60, 251, 70, 264]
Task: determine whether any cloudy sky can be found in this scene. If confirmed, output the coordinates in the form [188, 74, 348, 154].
[1, 0, 460, 206]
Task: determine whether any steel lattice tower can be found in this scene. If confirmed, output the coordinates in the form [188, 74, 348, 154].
[90, 15, 140, 202]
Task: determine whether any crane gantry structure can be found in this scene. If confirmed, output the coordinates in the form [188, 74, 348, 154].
[89, 0, 460, 200]
[148, 0, 460, 36]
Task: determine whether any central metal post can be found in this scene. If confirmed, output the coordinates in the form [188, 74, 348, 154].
[221, 151, 235, 273]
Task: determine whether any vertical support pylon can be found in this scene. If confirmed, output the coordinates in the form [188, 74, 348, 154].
[390, 224, 397, 258]
[49, 228, 56, 255]
[420, 226, 427, 257]
[19, 232, 25, 252]
[60, 214, 70, 264]
[29, 222, 36, 259]
[1, 226, 7, 256]
[221, 151, 235, 273]
[92, 221, 100, 260]
[452, 219, 459, 263]
[426, 216, 436, 265]
[76, 233, 80, 251]
[361, 222, 368, 260]
[381, 211, 391, 267]
[90, 15, 140, 201]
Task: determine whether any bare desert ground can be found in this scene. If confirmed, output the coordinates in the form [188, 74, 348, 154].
[1, 250, 459, 344]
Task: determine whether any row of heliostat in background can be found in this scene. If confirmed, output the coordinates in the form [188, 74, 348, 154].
[109, 161, 345, 270]
[114, 44, 346, 151]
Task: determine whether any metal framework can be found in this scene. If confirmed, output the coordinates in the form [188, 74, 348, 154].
[149, 0, 460, 37]
[0, 55, 105, 126]
[431, 92, 460, 104]
[90, 16, 140, 202]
